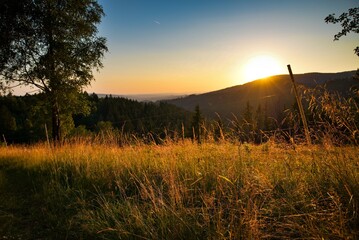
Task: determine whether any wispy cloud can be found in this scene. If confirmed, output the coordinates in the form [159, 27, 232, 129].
[153, 20, 160, 25]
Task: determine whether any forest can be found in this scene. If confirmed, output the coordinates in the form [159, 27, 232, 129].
[0, 93, 193, 144]
[1, 82, 359, 146]
[0, 90, 300, 145]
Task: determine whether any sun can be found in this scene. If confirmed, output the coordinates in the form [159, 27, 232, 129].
[243, 55, 283, 83]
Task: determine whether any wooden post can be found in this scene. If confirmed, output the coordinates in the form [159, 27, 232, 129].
[2, 134, 7, 147]
[181, 122, 185, 142]
[287, 64, 311, 145]
[45, 123, 51, 147]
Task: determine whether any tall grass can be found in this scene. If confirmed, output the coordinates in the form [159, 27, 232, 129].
[0, 141, 358, 239]
[305, 85, 359, 145]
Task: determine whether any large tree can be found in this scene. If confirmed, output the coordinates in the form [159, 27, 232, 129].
[0, 0, 107, 143]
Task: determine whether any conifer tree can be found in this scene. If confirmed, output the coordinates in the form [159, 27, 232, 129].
[192, 105, 203, 144]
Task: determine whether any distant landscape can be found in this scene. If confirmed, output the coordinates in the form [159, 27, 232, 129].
[2, 70, 357, 145]
[96, 93, 190, 102]
[98, 71, 357, 104]
[167, 70, 358, 118]
[1, 1, 358, 239]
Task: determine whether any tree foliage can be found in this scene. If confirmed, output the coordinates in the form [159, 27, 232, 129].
[325, 6, 359, 126]
[191, 105, 203, 144]
[0, 94, 192, 144]
[0, 0, 107, 143]
[325, 7, 359, 56]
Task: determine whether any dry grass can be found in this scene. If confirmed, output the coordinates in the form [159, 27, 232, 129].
[0, 141, 358, 239]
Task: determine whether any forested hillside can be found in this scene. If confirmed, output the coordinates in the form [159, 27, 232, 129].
[0, 93, 192, 143]
[2, 70, 359, 145]
[167, 71, 358, 119]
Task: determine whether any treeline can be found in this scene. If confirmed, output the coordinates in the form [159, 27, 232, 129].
[0, 92, 293, 145]
[74, 94, 193, 143]
[0, 93, 192, 144]
[1, 86, 358, 145]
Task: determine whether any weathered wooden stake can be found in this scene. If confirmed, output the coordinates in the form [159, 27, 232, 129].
[2, 134, 7, 147]
[45, 123, 51, 147]
[181, 123, 185, 142]
[287, 64, 311, 145]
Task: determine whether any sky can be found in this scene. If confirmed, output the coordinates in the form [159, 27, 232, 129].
[16, 0, 359, 95]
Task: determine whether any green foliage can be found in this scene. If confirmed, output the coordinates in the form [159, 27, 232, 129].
[0, 94, 192, 144]
[0, 0, 107, 143]
[69, 125, 90, 138]
[0, 94, 48, 143]
[76, 95, 192, 142]
[325, 7, 359, 56]
[96, 121, 114, 133]
[0, 105, 17, 132]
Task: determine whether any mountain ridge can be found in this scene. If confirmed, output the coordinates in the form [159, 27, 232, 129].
[166, 70, 358, 119]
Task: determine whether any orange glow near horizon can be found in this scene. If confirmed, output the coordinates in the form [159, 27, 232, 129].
[9, 1, 359, 96]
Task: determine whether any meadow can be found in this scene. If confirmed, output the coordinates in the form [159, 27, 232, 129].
[0, 140, 358, 239]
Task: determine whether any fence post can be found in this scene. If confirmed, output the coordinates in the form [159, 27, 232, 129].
[287, 64, 311, 145]
[45, 123, 51, 147]
[2, 134, 7, 147]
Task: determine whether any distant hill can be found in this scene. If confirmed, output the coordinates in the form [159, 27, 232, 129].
[166, 70, 358, 119]
[96, 93, 189, 102]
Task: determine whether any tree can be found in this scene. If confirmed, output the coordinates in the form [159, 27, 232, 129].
[325, 7, 359, 56]
[191, 105, 203, 144]
[326, 7, 359, 115]
[0, 105, 17, 132]
[0, 0, 107, 144]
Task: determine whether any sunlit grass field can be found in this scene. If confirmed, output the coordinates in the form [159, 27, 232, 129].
[0, 141, 358, 239]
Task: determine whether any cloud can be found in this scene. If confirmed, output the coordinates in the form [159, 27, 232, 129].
[153, 20, 161, 25]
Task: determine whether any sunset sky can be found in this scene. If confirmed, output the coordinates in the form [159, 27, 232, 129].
[59, 1, 359, 95]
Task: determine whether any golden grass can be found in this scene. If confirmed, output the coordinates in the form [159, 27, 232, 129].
[0, 141, 358, 239]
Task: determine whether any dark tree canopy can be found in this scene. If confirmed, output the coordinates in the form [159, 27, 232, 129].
[0, 0, 107, 143]
[325, 7, 359, 56]
[0, 93, 193, 144]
